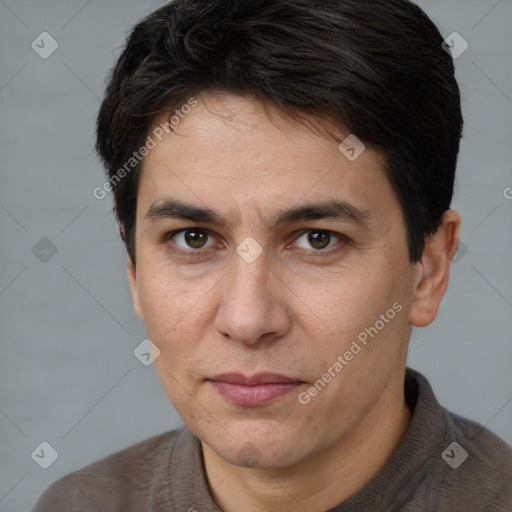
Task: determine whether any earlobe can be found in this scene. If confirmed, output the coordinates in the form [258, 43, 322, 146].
[408, 209, 461, 327]
[126, 256, 144, 321]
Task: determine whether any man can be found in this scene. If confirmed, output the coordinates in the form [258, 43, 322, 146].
[32, 0, 512, 510]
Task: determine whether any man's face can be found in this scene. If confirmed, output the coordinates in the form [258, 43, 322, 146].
[128, 93, 419, 469]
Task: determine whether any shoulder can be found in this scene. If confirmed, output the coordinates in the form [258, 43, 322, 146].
[31, 429, 183, 512]
[405, 368, 512, 510]
[438, 408, 512, 509]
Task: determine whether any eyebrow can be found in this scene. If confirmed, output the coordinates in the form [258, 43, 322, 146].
[145, 198, 371, 228]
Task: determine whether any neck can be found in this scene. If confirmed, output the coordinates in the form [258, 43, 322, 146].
[202, 369, 412, 512]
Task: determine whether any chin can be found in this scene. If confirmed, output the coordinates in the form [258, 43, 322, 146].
[202, 423, 311, 469]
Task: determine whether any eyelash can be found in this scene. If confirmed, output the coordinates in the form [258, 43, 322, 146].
[160, 228, 351, 258]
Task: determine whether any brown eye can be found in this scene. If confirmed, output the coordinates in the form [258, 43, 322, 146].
[308, 231, 331, 249]
[294, 229, 340, 252]
[170, 229, 215, 251]
[183, 229, 208, 248]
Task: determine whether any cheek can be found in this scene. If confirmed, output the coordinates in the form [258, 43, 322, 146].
[302, 264, 407, 371]
[136, 268, 193, 343]
[308, 265, 397, 330]
[152, 359, 194, 419]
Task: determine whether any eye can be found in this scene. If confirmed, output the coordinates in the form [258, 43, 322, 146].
[162, 227, 349, 259]
[165, 228, 217, 253]
[293, 229, 347, 254]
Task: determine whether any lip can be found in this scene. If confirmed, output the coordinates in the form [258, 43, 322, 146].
[207, 373, 305, 407]
[209, 372, 302, 385]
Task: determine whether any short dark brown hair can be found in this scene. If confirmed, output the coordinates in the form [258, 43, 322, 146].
[95, 0, 463, 265]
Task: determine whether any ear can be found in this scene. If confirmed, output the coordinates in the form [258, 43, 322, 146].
[409, 209, 461, 327]
[126, 256, 144, 321]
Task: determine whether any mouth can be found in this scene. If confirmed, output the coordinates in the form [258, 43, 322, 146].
[206, 373, 306, 407]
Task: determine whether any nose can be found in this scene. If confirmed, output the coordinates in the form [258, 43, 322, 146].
[213, 247, 291, 346]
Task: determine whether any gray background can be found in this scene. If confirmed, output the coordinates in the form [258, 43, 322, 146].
[0, 1, 511, 510]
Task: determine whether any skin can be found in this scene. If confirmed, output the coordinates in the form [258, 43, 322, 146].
[127, 93, 460, 511]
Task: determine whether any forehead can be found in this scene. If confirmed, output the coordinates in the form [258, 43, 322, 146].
[137, 94, 396, 225]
